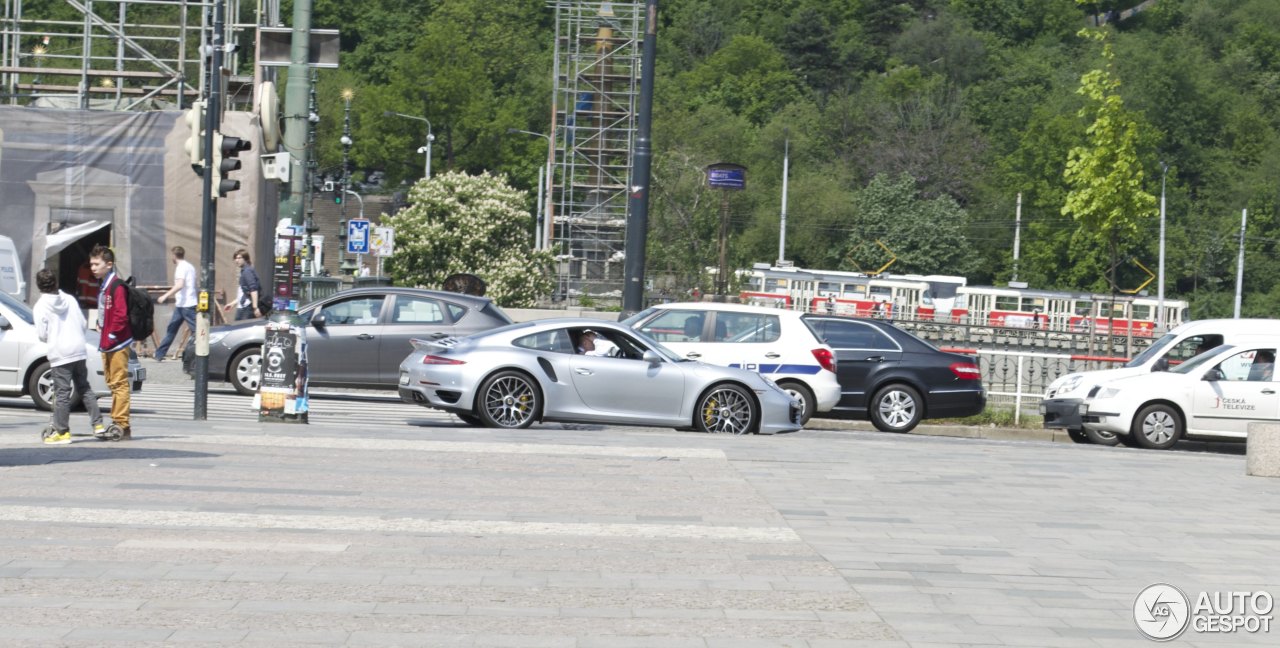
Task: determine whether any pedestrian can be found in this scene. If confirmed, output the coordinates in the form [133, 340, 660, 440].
[33, 269, 106, 445]
[89, 244, 132, 439]
[153, 246, 197, 361]
[223, 248, 262, 320]
[76, 258, 99, 310]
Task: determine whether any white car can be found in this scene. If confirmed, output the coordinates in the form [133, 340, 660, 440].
[622, 302, 840, 424]
[1081, 343, 1277, 450]
[0, 291, 144, 410]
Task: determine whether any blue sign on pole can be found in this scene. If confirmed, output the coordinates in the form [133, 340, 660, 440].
[346, 218, 370, 254]
[705, 163, 747, 190]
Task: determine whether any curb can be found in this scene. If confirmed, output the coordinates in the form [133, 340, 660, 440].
[804, 418, 1073, 444]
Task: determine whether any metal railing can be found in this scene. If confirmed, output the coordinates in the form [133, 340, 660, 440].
[951, 348, 1129, 424]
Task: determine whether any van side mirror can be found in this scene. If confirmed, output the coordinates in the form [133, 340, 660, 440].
[1153, 357, 1169, 372]
[1203, 368, 1224, 382]
[0, 314, 9, 330]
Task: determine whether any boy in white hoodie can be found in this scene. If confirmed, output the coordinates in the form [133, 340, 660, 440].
[33, 269, 105, 444]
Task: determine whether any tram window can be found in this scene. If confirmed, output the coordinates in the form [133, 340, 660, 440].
[1099, 302, 1126, 318]
[1074, 300, 1092, 315]
[1132, 304, 1151, 320]
[995, 295, 1020, 311]
[869, 286, 891, 298]
[765, 279, 785, 291]
[818, 282, 840, 295]
[1021, 297, 1045, 311]
[843, 285, 866, 297]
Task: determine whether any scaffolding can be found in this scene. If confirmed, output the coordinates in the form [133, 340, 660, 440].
[549, 0, 641, 298]
[0, 0, 273, 111]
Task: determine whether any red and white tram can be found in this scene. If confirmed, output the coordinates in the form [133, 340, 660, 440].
[740, 263, 1188, 336]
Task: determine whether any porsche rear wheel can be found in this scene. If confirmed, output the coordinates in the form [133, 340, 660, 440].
[477, 371, 541, 429]
[695, 384, 757, 435]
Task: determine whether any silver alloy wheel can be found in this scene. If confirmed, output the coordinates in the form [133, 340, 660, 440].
[236, 352, 262, 392]
[37, 368, 54, 407]
[877, 389, 918, 430]
[699, 387, 753, 435]
[1140, 409, 1177, 445]
[483, 375, 537, 428]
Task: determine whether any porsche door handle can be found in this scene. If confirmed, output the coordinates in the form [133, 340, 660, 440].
[685, 352, 702, 359]
[575, 368, 593, 376]
[764, 352, 781, 359]
[355, 334, 375, 341]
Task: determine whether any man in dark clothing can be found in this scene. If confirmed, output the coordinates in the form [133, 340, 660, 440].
[223, 248, 262, 320]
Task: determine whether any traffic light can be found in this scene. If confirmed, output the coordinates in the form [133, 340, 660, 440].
[211, 131, 252, 197]
[183, 101, 205, 176]
[334, 184, 343, 204]
[338, 220, 348, 241]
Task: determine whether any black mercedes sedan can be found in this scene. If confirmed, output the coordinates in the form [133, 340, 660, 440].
[801, 314, 986, 432]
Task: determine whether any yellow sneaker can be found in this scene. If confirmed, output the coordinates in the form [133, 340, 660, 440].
[44, 431, 72, 445]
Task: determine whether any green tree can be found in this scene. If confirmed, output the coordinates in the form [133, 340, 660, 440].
[1061, 28, 1157, 294]
[383, 171, 554, 307]
[836, 174, 979, 276]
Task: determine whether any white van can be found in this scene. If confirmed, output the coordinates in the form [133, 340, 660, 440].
[0, 235, 24, 299]
[1041, 319, 1280, 444]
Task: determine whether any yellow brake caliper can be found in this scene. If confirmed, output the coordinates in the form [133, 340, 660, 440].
[703, 397, 718, 425]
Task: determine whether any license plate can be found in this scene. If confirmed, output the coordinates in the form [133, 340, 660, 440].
[398, 372, 410, 386]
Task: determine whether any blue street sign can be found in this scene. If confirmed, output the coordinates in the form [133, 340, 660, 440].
[346, 218, 370, 254]
[705, 163, 747, 190]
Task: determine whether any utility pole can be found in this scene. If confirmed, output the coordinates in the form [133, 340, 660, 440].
[339, 90, 353, 272]
[622, 0, 658, 315]
[1012, 192, 1022, 283]
[777, 135, 789, 266]
[1157, 162, 1168, 328]
[278, 0, 312, 252]
[193, 0, 224, 421]
[1235, 208, 1247, 319]
[304, 70, 319, 277]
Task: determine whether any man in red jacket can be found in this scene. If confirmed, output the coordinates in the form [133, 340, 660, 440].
[89, 244, 132, 439]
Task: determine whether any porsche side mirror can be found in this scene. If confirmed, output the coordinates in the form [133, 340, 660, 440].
[642, 350, 662, 365]
[1203, 368, 1224, 382]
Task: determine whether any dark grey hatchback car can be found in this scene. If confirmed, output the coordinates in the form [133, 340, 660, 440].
[188, 287, 513, 395]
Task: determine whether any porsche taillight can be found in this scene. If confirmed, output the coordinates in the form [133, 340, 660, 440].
[949, 361, 980, 380]
[421, 355, 465, 365]
[812, 348, 836, 373]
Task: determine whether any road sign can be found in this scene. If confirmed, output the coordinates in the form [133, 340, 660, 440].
[346, 218, 370, 254]
[371, 226, 395, 257]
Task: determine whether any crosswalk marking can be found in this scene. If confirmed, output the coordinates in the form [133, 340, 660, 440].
[0, 383, 453, 429]
[0, 505, 800, 542]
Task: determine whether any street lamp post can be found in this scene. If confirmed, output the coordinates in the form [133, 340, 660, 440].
[1158, 161, 1168, 329]
[384, 111, 433, 179]
[507, 128, 554, 251]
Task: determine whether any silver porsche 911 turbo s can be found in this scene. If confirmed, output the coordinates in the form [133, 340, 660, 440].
[398, 318, 802, 434]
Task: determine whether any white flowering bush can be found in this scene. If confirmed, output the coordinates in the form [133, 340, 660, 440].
[384, 171, 554, 307]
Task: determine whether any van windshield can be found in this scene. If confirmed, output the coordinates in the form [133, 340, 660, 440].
[0, 290, 34, 325]
[1126, 332, 1177, 368]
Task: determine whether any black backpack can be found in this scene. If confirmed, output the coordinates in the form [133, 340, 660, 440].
[114, 275, 155, 340]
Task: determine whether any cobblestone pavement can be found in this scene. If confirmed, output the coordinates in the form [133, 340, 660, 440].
[0, 374, 1276, 646]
